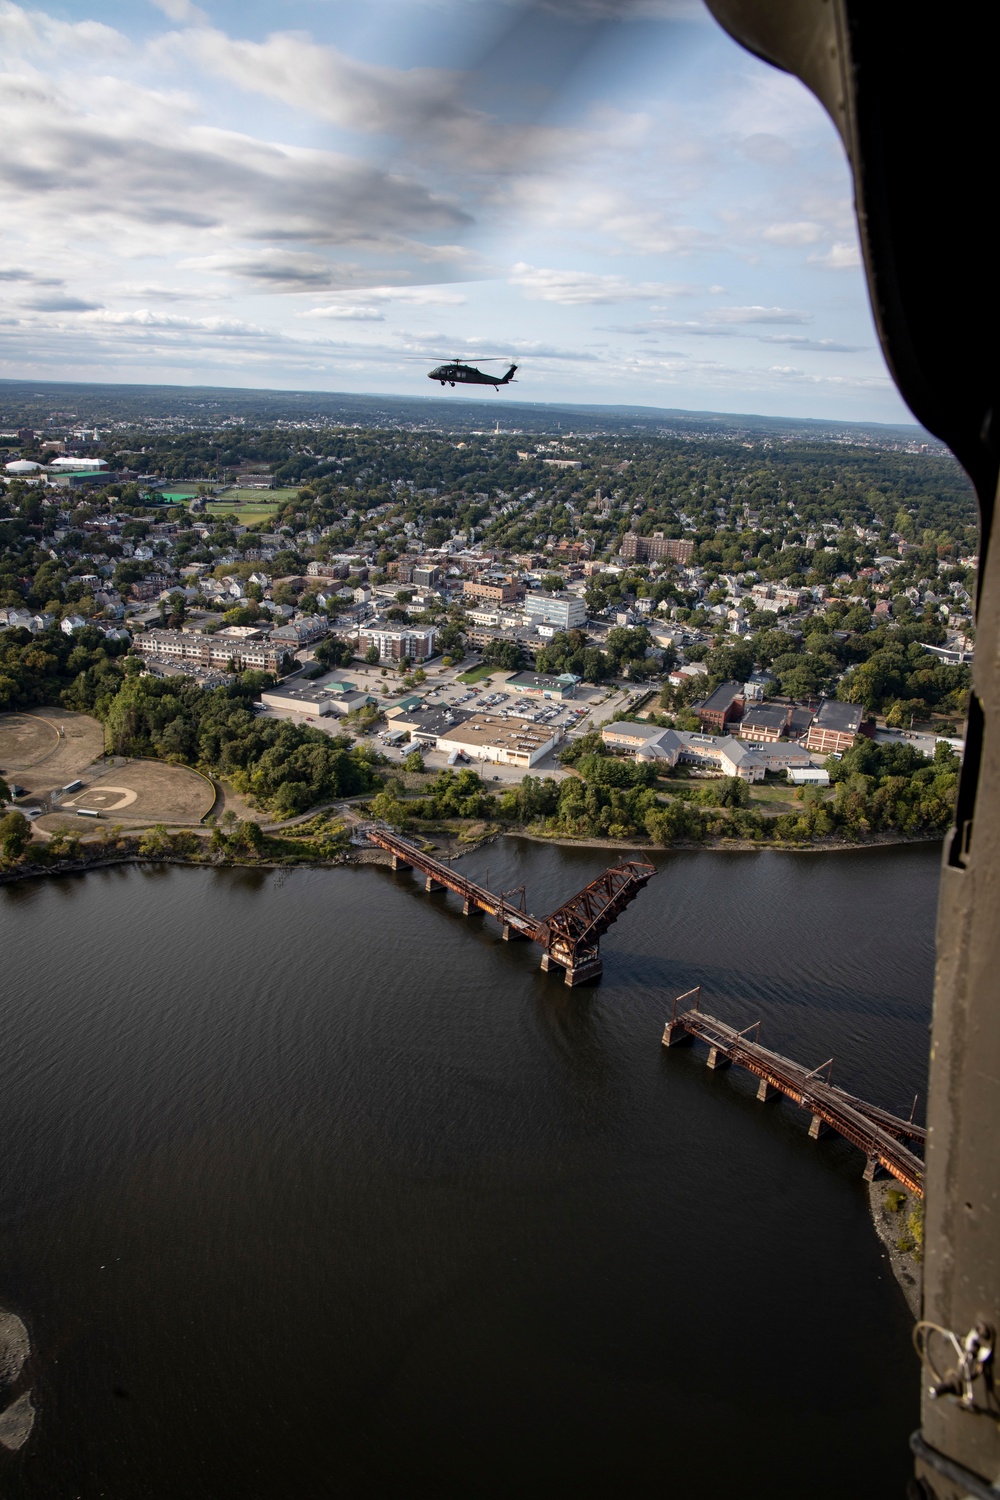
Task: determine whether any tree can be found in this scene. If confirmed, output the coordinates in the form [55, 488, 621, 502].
[0, 776, 11, 807]
[483, 638, 526, 671]
[365, 645, 381, 665]
[314, 636, 354, 669]
[233, 820, 265, 856]
[405, 749, 425, 773]
[0, 809, 30, 861]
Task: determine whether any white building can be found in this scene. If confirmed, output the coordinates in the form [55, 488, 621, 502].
[522, 592, 587, 631]
[436, 713, 561, 769]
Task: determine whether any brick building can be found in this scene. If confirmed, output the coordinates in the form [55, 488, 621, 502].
[695, 680, 745, 732]
[804, 700, 864, 755]
[620, 532, 695, 566]
[463, 578, 522, 605]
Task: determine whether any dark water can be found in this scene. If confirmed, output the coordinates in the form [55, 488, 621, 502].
[0, 841, 939, 1498]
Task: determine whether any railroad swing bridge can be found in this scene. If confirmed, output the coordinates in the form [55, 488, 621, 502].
[663, 990, 926, 1195]
[360, 824, 655, 985]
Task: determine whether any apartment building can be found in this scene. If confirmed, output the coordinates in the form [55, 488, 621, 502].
[135, 629, 284, 672]
[358, 619, 436, 663]
[619, 532, 695, 566]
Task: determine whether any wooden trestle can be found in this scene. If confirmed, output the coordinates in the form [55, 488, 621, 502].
[362, 825, 655, 985]
[663, 990, 925, 1195]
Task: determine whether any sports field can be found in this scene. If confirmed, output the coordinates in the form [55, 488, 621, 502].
[0, 710, 106, 790]
[204, 489, 297, 526]
[36, 758, 215, 834]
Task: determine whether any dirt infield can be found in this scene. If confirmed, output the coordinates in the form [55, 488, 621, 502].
[36, 759, 216, 834]
[0, 710, 106, 793]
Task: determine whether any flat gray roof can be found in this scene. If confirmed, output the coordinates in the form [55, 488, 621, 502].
[813, 699, 863, 732]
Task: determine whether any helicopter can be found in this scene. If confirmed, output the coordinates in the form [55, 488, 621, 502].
[428, 359, 518, 389]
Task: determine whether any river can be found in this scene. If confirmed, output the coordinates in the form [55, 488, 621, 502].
[0, 840, 939, 1497]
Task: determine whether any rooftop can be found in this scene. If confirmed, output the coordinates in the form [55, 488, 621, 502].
[813, 699, 864, 732]
[700, 680, 745, 712]
[439, 714, 557, 753]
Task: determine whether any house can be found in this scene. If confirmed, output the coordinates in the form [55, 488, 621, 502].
[695, 680, 745, 732]
[61, 614, 88, 635]
[805, 700, 864, 755]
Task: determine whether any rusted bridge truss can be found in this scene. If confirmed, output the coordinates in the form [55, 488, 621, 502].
[363, 824, 655, 985]
[663, 990, 925, 1195]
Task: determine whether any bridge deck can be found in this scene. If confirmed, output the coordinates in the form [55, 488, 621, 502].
[366, 826, 542, 937]
[664, 1007, 924, 1196]
[363, 826, 655, 984]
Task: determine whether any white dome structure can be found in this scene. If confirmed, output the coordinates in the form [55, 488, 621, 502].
[4, 460, 43, 474]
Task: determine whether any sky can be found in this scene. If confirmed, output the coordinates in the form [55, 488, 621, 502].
[0, 0, 914, 424]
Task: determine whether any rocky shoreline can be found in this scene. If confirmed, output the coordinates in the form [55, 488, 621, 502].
[868, 1179, 923, 1318]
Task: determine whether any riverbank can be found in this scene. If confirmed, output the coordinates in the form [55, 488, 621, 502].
[868, 1180, 923, 1318]
[510, 828, 943, 856]
[0, 823, 943, 885]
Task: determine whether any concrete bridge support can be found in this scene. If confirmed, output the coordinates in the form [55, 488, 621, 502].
[390, 854, 412, 872]
[756, 1079, 775, 1102]
[424, 874, 445, 893]
[707, 1047, 731, 1071]
[809, 1114, 829, 1140]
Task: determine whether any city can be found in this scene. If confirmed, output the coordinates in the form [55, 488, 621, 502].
[0, 397, 973, 864]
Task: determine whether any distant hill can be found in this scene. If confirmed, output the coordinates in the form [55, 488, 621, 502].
[0, 376, 944, 450]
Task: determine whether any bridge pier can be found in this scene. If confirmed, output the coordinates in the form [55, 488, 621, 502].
[462, 898, 474, 916]
[809, 1114, 829, 1140]
[707, 1047, 731, 1071]
[662, 1021, 694, 1047]
[863, 1155, 880, 1183]
[562, 956, 603, 987]
[756, 1078, 775, 1102]
[502, 923, 530, 941]
[390, 854, 412, 872]
[424, 874, 445, 893]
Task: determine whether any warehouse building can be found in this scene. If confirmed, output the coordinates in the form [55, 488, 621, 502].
[436, 714, 562, 769]
[259, 684, 375, 717]
[506, 670, 579, 701]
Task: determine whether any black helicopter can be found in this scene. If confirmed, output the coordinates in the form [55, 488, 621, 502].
[428, 359, 518, 389]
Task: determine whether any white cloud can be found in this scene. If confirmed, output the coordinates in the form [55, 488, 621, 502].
[149, 0, 207, 25]
[509, 263, 695, 304]
[81, 309, 268, 334]
[761, 221, 824, 246]
[705, 305, 810, 325]
[808, 241, 862, 270]
[298, 306, 386, 322]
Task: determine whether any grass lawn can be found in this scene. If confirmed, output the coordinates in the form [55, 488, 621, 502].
[203, 490, 295, 526]
[457, 663, 497, 684]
